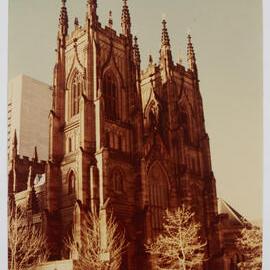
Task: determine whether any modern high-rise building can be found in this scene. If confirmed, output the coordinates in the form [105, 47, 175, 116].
[8, 74, 52, 161]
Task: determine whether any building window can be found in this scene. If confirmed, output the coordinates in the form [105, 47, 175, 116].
[103, 72, 118, 120]
[68, 171, 76, 194]
[71, 73, 82, 117]
[148, 162, 169, 238]
[112, 169, 124, 193]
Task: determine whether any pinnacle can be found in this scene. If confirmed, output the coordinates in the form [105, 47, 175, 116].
[133, 36, 141, 64]
[108, 10, 113, 28]
[149, 54, 153, 65]
[59, 0, 68, 36]
[161, 19, 170, 47]
[121, 0, 131, 35]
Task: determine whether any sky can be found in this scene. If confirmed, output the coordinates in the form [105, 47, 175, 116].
[8, 0, 262, 222]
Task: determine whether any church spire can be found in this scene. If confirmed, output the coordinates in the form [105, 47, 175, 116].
[33, 146, 38, 162]
[133, 36, 141, 65]
[161, 19, 170, 48]
[108, 10, 113, 28]
[58, 0, 68, 37]
[149, 54, 153, 66]
[160, 19, 173, 69]
[187, 34, 197, 74]
[87, 0, 98, 25]
[12, 130, 18, 159]
[121, 0, 131, 36]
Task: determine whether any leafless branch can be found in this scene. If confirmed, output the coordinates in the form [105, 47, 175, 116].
[146, 205, 206, 270]
[8, 204, 49, 270]
[66, 210, 126, 270]
[236, 224, 262, 270]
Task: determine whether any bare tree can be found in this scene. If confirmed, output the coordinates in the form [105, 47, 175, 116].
[236, 225, 262, 270]
[146, 205, 206, 270]
[8, 203, 49, 270]
[66, 209, 126, 270]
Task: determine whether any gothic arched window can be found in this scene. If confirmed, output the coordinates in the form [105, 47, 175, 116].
[68, 171, 76, 194]
[71, 73, 82, 117]
[148, 162, 169, 238]
[112, 169, 124, 193]
[103, 72, 118, 120]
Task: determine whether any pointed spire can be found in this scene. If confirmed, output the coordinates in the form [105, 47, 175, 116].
[121, 0, 131, 36]
[74, 17, 79, 29]
[59, 0, 68, 36]
[13, 129, 17, 148]
[161, 19, 170, 48]
[133, 36, 141, 65]
[149, 54, 153, 65]
[33, 146, 38, 162]
[87, 0, 98, 24]
[187, 34, 197, 73]
[108, 10, 113, 28]
[12, 130, 18, 158]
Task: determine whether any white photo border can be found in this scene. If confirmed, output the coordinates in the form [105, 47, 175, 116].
[0, 0, 8, 269]
[0, 1, 269, 269]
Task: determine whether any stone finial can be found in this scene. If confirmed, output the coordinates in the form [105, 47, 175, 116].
[133, 36, 141, 64]
[12, 129, 18, 159]
[149, 54, 153, 65]
[59, 0, 68, 36]
[87, 0, 97, 8]
[187, 34, 197, 72]
[121, 0, 131, 36]
[12, 129, 17, 148]
[33, 146, 38, 162]
[74, 17, 79, 28]
[161, 19, 170, 48]
[108, 10, 113, 28]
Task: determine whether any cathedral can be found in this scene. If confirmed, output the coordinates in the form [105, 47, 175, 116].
[8, 1, 244, 269]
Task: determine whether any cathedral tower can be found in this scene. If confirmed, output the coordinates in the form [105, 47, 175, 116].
[45, 1, 222, 268]
[47, 0, 145, 267]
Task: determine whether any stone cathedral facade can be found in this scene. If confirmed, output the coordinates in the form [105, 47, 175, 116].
[8, 0, 240, 269]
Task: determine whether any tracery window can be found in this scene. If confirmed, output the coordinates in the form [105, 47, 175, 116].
[71, 73, 82, 117]
[149, 162, 169, 238]
[103, 72, 118, 120]
[68, 171, 76, 194]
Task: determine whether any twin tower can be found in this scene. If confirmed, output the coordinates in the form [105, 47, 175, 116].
[10, 0, 224, 269]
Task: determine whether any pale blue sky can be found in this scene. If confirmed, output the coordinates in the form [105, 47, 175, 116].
[8, 0, 262, 221]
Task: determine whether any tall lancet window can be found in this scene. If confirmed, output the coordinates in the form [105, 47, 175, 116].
[71, 72, 82, 117]
[103, 72, 118, 120]
[68, 171, 76, 195]
[148, 162, 169, 238]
